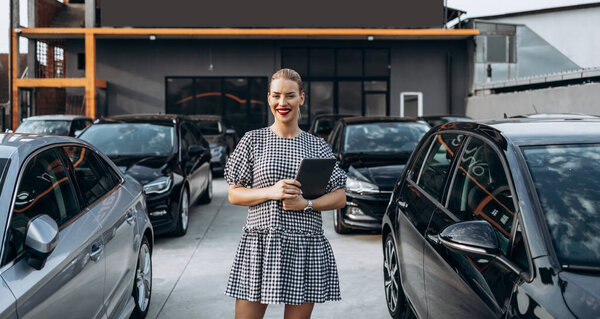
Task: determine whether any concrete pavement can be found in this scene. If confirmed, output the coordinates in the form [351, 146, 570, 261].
[147, 178, 390, 319]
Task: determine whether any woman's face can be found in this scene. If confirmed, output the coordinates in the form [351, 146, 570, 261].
[268, 78, 305, 125]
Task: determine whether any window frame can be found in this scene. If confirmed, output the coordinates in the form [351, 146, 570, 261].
[59, 144, 124, 210]
[1, 145, 83, 268]
[443, 133, 534, 281]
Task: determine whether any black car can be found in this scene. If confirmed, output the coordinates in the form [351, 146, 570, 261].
[308, 114, 355, 140]
[418, 114, 473, 128]
[79, 114, 213, 236]
[327, 117, 430, 233]
[188, 115, 238, 174]
[382, 120, 600, 318]
[15, 115, 93, 136]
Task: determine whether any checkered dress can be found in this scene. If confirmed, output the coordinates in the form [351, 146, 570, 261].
[224, 127, 346, 305]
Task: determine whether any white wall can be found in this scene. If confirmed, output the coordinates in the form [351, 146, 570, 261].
[466, 83, 600, 119]
[484, 6, 600, 68]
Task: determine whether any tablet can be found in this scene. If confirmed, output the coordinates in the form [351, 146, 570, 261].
[295, 158, 336, 200]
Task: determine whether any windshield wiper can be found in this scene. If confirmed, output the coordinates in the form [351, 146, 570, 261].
[562, 264, 600, 273]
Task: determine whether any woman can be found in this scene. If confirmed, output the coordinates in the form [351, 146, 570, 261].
[224, 68, 347, 319]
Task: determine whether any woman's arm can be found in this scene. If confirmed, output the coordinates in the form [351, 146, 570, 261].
[228, 179, 302, 206]
[282, 188, 346, 211]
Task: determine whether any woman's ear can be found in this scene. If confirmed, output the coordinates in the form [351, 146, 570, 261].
[300, 91, 306, 106]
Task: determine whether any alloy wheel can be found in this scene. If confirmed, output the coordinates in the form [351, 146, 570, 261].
[181, 190, 189, 231]
[384, 234, 400, 313]
[135, 242, 152, 313]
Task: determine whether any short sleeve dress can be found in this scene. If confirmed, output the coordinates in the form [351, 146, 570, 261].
[224, 127, 346, 305]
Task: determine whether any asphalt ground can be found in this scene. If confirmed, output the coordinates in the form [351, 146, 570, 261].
[146, 178, 389, 319]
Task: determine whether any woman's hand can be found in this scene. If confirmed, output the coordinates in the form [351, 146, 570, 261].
[267, 179, 302, 200]
[282, 195, 308, 211]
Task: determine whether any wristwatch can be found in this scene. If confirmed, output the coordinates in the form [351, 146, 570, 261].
[303, 199, 313, 213]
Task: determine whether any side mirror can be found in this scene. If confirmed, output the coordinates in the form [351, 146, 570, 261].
[5, 129, 13, 133]
[225, 129, 236, 135]
[25, 215, 59, 270]
[74, 130, 83, 137]
[439, 220, 522, 275]
[188, 145, 206, 156]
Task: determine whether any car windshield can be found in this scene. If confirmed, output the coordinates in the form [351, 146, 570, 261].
[522, 144, 600, 268]
[15, 120, 71, 136]
[343, 122, 429, 153]
[79, 123, 175, 156]
[195, 120, 222, 135]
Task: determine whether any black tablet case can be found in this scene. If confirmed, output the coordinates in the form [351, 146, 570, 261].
[295, 158, 336, 200]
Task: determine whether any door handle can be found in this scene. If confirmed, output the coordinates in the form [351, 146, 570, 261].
[126, 209, 136, 224]
[398, 201, 408, 209]
[90, 243, 104, 262]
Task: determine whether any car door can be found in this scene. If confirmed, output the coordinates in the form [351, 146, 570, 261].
[396, 133, 463, 318]
[62, 146, 138, 318]
[424, 136, 523, 318]
[0, 147, 105, 319]
[0, 278, 17, 319]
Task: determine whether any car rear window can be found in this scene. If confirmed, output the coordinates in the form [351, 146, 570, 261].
[522, 144, 600, 268]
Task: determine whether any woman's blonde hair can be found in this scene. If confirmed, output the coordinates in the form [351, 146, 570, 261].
[269, 68, 304, 93]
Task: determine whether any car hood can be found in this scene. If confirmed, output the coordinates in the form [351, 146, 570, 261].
[349, 164, 405, 191]
[109, 155, 175, 185]
[559, 271, 600, 318]
[343, 152, 412, 169]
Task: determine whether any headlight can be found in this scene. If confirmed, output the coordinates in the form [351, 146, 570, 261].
[210, 145, 225, 157]
[143, 175, 172, 195]
[346, 176, 379, 195]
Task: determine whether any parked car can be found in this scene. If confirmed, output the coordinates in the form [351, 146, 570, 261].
[0, 133, 153, 318]
[418, 115, 473, 128]
[327, 117, 430, 233]
[382, 119, 600, 318]
[510, 112, 599, 119]
[78, 114, 212, 236]
[14, 115, 93, 136]
[187, 115, 238, 174]
[308, 113, 354, 140]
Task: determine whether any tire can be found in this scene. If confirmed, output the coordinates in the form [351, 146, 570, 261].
[198, 170, 213, 204]
[383, 233, 411, 319]
[131, 236, 152, 319]
[333, 209, 350, 234]
[173, 188, 189, 236]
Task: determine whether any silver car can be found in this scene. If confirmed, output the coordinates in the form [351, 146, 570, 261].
[0, 133, 153, 319]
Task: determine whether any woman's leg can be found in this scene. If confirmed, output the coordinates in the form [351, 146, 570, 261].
[283, 303, 315, 319]
[235, 299, 268, 319]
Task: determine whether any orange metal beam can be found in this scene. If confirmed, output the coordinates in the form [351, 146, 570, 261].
[18, 27, 480, 37]
[11, 29, 18, 130]
[15, 78, 87, 87]
[85, 32, 96, 119]
[95, 79, 107, 88]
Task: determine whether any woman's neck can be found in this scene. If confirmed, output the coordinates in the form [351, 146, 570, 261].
[270, 122, 301, 138]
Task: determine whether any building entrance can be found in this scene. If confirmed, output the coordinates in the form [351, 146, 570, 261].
[166, 77, 268, 135]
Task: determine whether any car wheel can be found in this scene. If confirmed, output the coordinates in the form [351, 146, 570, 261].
[384, 233, 411, 319]
[199, 170, 213, 204]
[131, 236, 152, 319]
[173, 188, 189, 236]
[333, 209, 350, 234]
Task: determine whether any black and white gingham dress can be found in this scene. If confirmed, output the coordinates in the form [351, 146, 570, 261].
[224, 127, 346, 304]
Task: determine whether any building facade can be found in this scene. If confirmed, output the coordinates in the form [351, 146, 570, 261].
[9, 0, 478, 134]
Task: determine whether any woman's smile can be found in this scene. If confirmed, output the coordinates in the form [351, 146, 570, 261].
[276, 107, 292, 116]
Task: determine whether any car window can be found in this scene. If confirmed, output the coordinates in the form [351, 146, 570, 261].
[3, 148, 79, 265]
[447, 137, 515, 255]
[63, 146, 118, 206]
[181, 124, 199, 157]
[416, 133, 463, 200]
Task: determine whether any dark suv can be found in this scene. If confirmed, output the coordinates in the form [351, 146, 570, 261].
[382, 120, 600, 318]
[79, 114, 213, 236]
